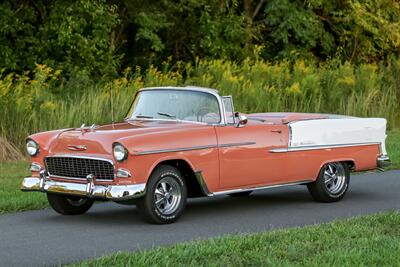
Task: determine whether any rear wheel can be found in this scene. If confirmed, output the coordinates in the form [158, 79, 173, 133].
[137, 165, 187, 224]
[47, 193, 94, 215]
[307, 162, 350, 202]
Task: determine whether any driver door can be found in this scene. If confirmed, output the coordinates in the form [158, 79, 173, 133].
[216, 97, 288, 189]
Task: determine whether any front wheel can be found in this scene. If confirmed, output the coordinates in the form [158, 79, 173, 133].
[137, 165, 187, 224]
[47, 193, 95, 215]
[307, 162, 350, 202]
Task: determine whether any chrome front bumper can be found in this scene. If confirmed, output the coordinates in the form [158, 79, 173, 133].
[377, 154, 391, 169]
[21, 174, 146, 201]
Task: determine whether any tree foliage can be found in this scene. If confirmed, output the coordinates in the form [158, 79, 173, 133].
[0, 0, 399, 77]
[0, 0, 119, 77]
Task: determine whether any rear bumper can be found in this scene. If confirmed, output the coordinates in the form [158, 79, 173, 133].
[377, 154, 391, 169]
[21, 173, 146, 201]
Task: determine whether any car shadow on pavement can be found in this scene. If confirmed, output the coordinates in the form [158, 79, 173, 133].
[36, 186, 376, 226]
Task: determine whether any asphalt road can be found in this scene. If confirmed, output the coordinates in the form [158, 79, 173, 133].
[1, 170, 399, 267]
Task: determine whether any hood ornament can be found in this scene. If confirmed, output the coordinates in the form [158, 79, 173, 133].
[79, 124, 97, 133]
[67, 145, 87, 151]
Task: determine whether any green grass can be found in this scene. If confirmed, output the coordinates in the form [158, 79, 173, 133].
[387, 128, 400, 169]
[70, 211, 400, 267]
[0, 161, 48, 213]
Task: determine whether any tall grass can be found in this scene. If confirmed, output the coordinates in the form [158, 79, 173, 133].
[1, 58, 399, 159]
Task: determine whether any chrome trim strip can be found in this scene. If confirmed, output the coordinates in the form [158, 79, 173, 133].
[193, 170, 313, 196]
[136, 142, 256, 156]
[21, 176, 146, 201]
[219, 142, 256, 148]
[67, 145, 87, 151]
[212, 179, 314, 196]
[127, 117, 208, 125]
[135, 144, 218, 155]
[269, 142, 380, 153]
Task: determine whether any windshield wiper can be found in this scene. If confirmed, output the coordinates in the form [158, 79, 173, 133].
[134, 115, 154, 119]
[157, 112, 176, 119]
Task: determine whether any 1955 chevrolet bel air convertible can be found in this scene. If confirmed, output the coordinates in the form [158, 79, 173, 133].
[21, 86, 391, 224]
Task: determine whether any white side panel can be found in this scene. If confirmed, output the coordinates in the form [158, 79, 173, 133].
[289, 118, 387, 155]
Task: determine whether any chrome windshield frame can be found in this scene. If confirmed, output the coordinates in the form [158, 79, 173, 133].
[125, 86, 227, 126]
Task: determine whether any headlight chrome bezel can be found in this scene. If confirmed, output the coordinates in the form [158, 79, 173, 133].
[26, 139, 39, 157]
[113, 143, 128, 162]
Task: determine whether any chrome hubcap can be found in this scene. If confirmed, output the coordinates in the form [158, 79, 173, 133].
[154, 177, 181, 215]
[324, 163, 346, 194]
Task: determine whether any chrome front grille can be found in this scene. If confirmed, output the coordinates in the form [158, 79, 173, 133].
[45, 157, 114, 180]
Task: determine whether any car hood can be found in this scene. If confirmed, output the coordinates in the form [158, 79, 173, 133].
[47, 120, 203, 156]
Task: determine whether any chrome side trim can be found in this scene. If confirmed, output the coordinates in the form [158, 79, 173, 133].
[21, 176, 146, 201]
[269, 142, 380, 153]
[136, 142, 256, 155]
[219, 142, 256, 148]
[135, 144, 218, 155]
[212, 179, 314, 196]
[193, 170, 313, 197]
[194, 171, 212, 196]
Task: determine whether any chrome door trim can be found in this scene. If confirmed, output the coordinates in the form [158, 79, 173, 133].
[269, 142, 380, 153]
[135, 144, 218, 155]
[136, 142, 256, 156]
[219, 142, 256, 148]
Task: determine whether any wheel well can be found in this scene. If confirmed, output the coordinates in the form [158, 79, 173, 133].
[342, 160, 355, 171]
[154, 159, 205, 198]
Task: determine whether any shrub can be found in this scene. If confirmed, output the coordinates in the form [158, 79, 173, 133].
[0, 58, 399, 158]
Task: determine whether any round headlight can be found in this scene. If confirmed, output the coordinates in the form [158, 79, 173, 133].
[26, 139, 39, 156]
[113, 143, 128, 162]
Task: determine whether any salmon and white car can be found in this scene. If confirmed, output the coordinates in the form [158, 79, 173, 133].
[21, 86, 391, 224]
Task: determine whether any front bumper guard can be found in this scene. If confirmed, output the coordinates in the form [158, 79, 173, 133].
[21, 172, 146, 201]
[377, 154, 391, 169]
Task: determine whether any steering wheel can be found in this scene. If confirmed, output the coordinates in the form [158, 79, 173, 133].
[196, 107, 211, 122]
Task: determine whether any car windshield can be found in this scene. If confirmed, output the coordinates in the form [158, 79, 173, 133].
[126, 89, 221, 124]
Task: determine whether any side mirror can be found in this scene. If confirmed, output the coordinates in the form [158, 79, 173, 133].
[235, 112, 247, 128]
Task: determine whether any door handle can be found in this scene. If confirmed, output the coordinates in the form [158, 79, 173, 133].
[271, 129, 282, 133]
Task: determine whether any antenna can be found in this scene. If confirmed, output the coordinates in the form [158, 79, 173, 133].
[110, 82, 115, 128]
